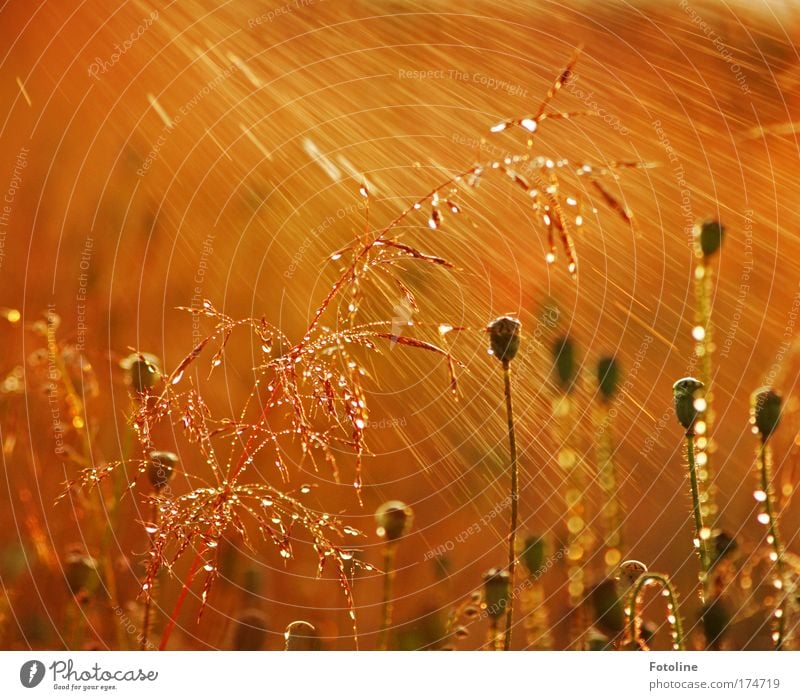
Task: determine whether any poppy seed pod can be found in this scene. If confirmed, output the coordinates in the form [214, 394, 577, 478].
[672, 377, 704, 431]
[147, 451, 178, 490]
[596, 355, 620, 401]
[552, 336, 577, 391]
[487, 316, 521, 363]
[285, 620, 321, 650]
[64, 551, 99, 595]
[124, 354, 161, 393]
[590, 578, 625, 636]
[695, 220, 725, 258]
[700, 596, 731, 649]
[751, 387, 782, 441]
[520, 535, 545, 577]
[375, 500, 413, 541]
[482, 568, 510, 620]
[233, 609, 268, 650]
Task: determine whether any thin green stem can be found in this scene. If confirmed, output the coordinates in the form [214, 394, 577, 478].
[758, 440, 787, 650]
[627, 573, 684, 650]
[377, 544, 396, 651]
[502, 361, 518, 651]
[686, 432, 710, 601]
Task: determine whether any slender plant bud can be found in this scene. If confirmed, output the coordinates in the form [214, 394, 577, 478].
[695, 220, 725, 258]
[618, 559, 648, 590]
[233, 609, 268, 650]
[123, 353, 161, 393]
[672, 377, 704, 431]
[285, 620, 320, 650]
[596, 355, 620, 401]
[64, 551, 99, 595]
[750, 387, 782, 441]
[552, 335, 577, 391]
[375, 500, 413, 541]
[700, 596, 731, 649]
[709, 529, 737, 568]
[483, 568, 511, 620]
[487, 316, 521, 363]
[590, 578, 625, 637]
[520, 535, 545, 577]
[586, 627, 612, 651]
[147, 451, 178, 490]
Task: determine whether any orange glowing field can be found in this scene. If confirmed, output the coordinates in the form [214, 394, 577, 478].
[1, 0, 799, 651]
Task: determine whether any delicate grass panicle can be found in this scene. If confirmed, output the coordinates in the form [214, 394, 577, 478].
[376, 500, 413, 650]
[750, 388, 788, 649]
[487, 315, 522, 650]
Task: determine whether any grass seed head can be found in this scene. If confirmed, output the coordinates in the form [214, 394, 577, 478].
[487, 316, 521, 363]
[695, 220, 725, 258]
[750, 387, 782, 441]
[596, 355, 620, 401]
[147, 450, 178, 490]
[482, 568, 510, 620]
[672, 377, 704, 431]
[375, 500, 413, 541]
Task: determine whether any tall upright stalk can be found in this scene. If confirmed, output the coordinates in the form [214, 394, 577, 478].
[502, 360, 518, 651]
[673, 377, 710, 602]
[751, 387, 787, 649]
[375, 500, 412, 651]
[487, 315, 521, 651]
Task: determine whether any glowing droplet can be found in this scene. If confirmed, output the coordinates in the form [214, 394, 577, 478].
[692, 326, 706, 341]
[520, 118, 538, 132]
[753, 490, 767, 502]
[490, 122, 507, 133]
[171, 370, 184, 385]
[758, 513, 770, 525]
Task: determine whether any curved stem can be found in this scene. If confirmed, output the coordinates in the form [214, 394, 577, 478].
[377, 544, 396, 650]
[628, 573, 685, 650]
[686, 432, 710, 601]
[502, 361, 518, 651]
[758, 440, 787, 650]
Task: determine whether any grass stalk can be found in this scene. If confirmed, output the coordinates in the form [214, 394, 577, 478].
[377, 543, 397, 651]
[685, 431, 711, 600]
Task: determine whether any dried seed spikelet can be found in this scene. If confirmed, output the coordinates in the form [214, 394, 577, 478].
[285, 620, 321, 650]
[123, 353, 161, 393]
[672, 377, 704, 431]
[64, 550, 99, 595]
[487, 316, 521, 363]
[596, 355, 620, 401]
[750, 387, 782, 441]
[694, 219, 725, 259]
[147, 450, 178, 490]
[375, 500, 413, 541]
[233, 609, 268, 650]
[520, 535, 546, 577]
[482, 568, 510, 620]
[552, 335, 577, 391]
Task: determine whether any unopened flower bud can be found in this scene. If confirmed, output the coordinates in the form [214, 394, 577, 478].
[673, 377, 704, 431]
[375, 500, 413, 541]
[147, 451, 178, 490]
[487, 316, 521, 363]
[482, 568, 510, 620]
[751, 387, 781, 441]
